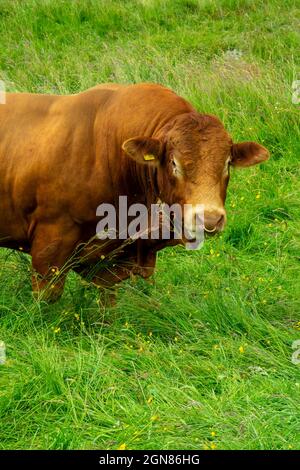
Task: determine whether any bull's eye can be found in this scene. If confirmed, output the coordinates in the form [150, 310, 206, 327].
[170, 156, 183, 178]
[171, 158, 178, 174]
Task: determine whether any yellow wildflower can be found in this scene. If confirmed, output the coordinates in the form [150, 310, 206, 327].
[117, 443, 126, 450]
[150, 415, 159, 422]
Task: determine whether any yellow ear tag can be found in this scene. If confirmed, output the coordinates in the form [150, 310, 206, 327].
[144, 154, 156, 161]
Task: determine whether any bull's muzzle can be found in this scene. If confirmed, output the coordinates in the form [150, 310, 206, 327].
[204, 209, 226, 234]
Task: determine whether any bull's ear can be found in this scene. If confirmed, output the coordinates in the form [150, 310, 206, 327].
[231, 142, 270, 168]
[122, 137, 163, 166]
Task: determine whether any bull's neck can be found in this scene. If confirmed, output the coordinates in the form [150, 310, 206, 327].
[116, 123, 168, 207]
[119, 158, 160, 207]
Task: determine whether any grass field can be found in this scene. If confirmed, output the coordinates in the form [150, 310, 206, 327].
[0, 0, 299, 450]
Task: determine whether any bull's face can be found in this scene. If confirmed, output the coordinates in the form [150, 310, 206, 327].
[122, 112, 269, 236]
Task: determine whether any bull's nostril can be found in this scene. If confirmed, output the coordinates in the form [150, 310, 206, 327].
[204, 213, 225, 233]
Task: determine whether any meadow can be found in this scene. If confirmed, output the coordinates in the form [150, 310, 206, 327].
[0, 0, 299, 450]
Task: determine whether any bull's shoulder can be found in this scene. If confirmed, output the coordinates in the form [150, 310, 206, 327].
[119, 82, 194, 115]
[82, 82, 186, 103]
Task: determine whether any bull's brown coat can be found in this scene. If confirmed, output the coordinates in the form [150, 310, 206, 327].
[0, 83, 269, 300]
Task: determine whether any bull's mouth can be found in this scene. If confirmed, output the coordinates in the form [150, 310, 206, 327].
[183, 224, 223, 241]
[204, 224, 225, 237]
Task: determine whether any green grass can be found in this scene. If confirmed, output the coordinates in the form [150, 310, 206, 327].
[0, 0, 299, 450]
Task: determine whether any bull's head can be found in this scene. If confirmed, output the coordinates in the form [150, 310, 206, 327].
[122, 112, 269, 236]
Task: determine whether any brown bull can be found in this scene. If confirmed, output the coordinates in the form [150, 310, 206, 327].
[0, 83, 269, 301]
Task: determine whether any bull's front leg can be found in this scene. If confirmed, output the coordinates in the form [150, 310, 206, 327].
[73, 260, 132, 307]
[30, 220, 80, 302]
[74, 243, 158, 306]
